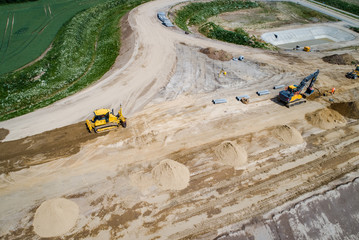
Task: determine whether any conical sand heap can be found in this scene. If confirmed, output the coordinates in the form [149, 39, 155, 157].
[215, 141, 247, 169]
[33, 198, 79, 237]
[152, 159, 190, 190]
[273, 125, 304, 145]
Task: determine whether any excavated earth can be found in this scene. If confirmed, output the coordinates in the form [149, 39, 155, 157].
[1, 0, 359, 239]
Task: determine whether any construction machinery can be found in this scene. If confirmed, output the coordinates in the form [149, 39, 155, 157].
[345, 65, 359, 79]
[303, 46, 311, 52]
[86, 106, 126, 133]
[219, 68, 227, 77]
[241, 97, 249, 104]
[278, 70, 319, 108]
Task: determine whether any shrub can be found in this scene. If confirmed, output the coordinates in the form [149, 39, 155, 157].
[199, 22, 269, 49]
[175, 0, 258, 32]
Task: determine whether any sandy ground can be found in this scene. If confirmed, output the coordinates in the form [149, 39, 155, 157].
[1, 0, 359, 239]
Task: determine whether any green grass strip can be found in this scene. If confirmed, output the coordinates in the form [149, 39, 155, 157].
[0, 0, 38, 5]
[0, 0, 148, 121]
[174, 0, 258, 32]
[350, 26, 359, 33]
[199, 22, 269, 49]
[313, 0, 359, 16]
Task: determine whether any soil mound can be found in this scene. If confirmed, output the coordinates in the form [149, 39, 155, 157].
[199, 47, 233, 61]
[215, 141, 247, 169]
[330, 101, 359, 119]
[33, 198, 79, 237]
[151, 159, 190, 190]
[322, 53, 358, 65]
[305, 108, 346, 129]
[273, 125, 303, 145]
[0, 128, 9, 141]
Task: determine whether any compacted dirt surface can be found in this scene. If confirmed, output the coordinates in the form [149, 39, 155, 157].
[1, 0, 359, 239]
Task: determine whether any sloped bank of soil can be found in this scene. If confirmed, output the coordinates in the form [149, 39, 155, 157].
[330, 101, 359, 119]
[322, 53, 358, 65]
[0, 122, 109, 174]
[0, 128, 9, 142]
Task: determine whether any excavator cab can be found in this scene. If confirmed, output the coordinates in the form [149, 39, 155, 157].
[287, 85, 298, 93]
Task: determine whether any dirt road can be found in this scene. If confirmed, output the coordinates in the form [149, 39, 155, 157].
[1, 0, 359, 239]
[4, 0, 357, 141]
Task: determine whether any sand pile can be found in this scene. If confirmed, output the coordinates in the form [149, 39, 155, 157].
[215, 141, 247, 169]
[330, 101, 359, 119]
[151, 159, 190, 190]
[305, 108, 346, 129]
[273, 125, 303, 145]
[199, 47, 233, 61]
[322, 53, 358, 65]
[33, 198, 79, 237]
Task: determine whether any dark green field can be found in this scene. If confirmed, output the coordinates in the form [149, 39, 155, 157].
[0, 0, 146, 121]
[0, 0, 107, 74]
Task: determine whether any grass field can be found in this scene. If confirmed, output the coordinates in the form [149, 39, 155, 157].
[0, 0, 107, 74]
[208, 1, 338, 31]
[0, 0, 147, 121]
[314, 0, 359, 16]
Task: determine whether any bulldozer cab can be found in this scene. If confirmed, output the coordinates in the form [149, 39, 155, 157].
[94, 113, 109, 122]
[92, 109, 110, 123]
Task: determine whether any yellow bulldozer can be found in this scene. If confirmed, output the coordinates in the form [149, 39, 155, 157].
[86, 106, 127, 133]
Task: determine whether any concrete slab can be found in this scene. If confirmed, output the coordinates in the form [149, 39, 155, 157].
[262, 26, 356, 49]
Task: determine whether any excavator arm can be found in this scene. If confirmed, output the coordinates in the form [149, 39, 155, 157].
[296, 69, 319, 94]
[304, 69, 319, 95]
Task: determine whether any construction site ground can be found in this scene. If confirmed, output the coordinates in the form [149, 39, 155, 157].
[1, 0, 359, 239]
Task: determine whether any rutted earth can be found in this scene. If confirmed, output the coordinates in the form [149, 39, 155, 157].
[1, 0, 359, 239]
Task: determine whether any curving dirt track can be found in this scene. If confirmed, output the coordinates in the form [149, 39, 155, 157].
[1, 0, 359, 239]
[0, 0, 334, 142]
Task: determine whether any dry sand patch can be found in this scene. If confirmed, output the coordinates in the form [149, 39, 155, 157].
[130, 170, 154, 191]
